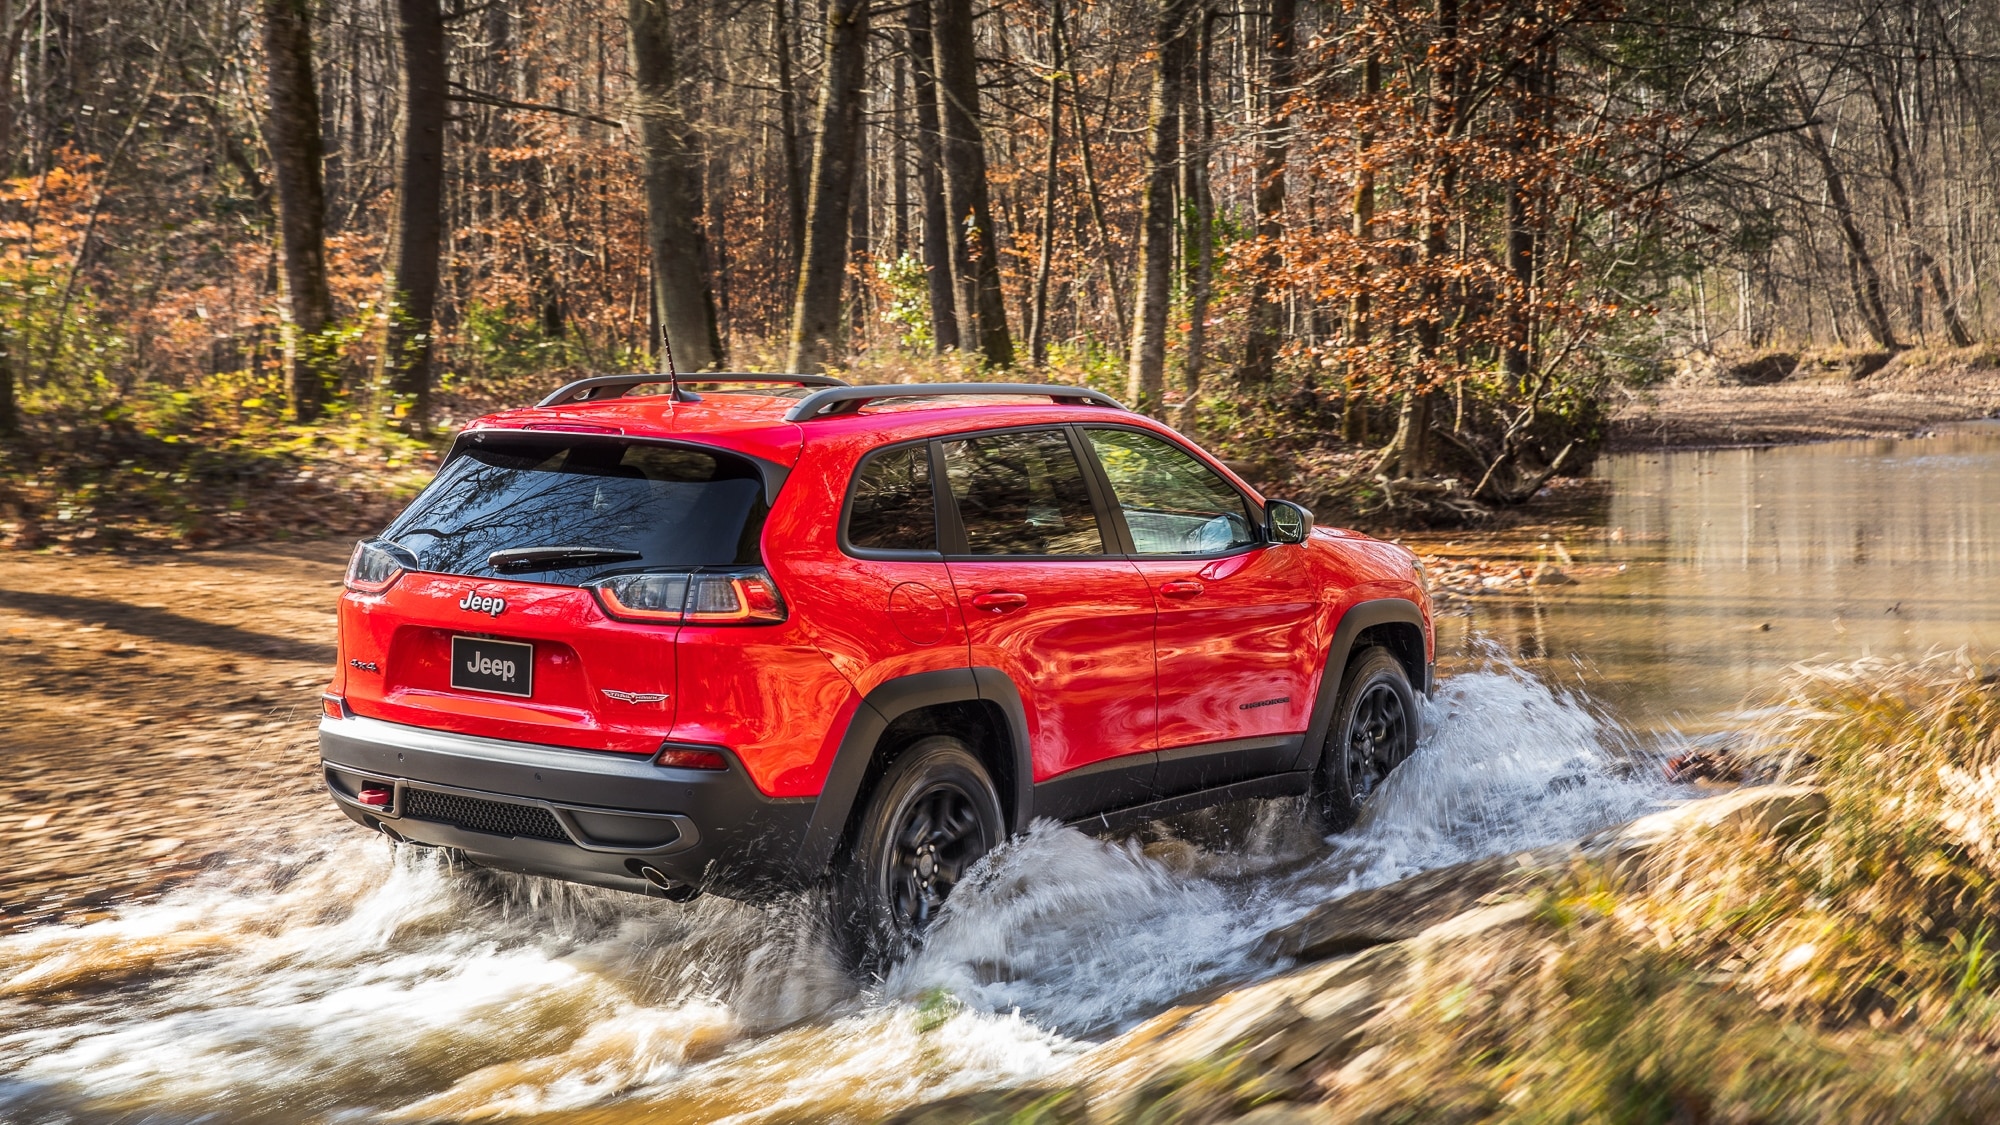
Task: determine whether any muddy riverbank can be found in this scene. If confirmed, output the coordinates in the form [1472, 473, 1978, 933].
[1605, 345, 2000, 451]
[0, 543, 343, 930]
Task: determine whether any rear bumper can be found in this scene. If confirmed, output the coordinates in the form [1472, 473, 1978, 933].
[317, 714, 815, 901]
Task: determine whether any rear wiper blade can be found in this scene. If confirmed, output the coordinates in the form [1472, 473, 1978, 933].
[488, 546, 644, 570]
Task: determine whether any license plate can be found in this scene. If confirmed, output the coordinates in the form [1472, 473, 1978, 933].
[451, 636, 534, 698]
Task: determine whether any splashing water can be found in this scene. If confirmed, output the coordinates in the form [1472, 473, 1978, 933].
[0, 659, 1668, 1123]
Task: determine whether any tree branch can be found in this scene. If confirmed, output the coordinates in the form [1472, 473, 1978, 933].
[445, 83, 623, 128]
[1636, 120, 1817, 194]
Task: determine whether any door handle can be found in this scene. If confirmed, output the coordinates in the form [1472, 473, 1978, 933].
[970, 591, 1029, 613]
[1159, 580, 1204, 600]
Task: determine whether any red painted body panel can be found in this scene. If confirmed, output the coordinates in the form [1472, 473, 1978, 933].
[341, 571, 675, 754]
[334, 389, 1435, 815]
[742, 427, 971, 796]
[947, 557, 1158, 781]
[668, 623, 859, 797]
[1138, 546, 1324, 748]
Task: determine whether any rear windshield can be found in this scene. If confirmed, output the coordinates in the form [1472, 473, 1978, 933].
[383, 435, 768, 583]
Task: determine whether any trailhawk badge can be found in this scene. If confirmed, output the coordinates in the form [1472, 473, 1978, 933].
[602, 689, 670, 705]
[459, 592, 507, 617]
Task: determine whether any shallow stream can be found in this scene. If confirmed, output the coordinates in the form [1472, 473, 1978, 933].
[8, 426, 2000, 1122]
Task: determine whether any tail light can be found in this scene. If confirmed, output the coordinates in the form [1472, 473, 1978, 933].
[346, 538, 417, 594]
[594, 568, 787, 625]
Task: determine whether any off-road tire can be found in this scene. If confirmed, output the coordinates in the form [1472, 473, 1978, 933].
[1311, 646, 1418, 833]
[832, 736, 1004, 972]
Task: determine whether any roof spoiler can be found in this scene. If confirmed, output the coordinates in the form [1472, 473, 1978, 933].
[538, 372, 848, 408]
[782, 383, 1126, 422]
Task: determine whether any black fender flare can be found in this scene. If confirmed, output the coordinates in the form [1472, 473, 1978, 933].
[1293, 598, 1430, 772]
[793, 666, 1034, 877]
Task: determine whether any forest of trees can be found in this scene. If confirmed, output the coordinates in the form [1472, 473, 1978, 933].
[4, 0, 2000, 497]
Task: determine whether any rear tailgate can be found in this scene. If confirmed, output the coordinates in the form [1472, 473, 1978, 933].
[341, 572, 675, 753]
[334, 430, 787, 755]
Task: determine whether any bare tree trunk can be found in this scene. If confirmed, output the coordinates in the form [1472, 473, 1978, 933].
[1026, 0, 1064, 367]
[629, 0, 722, 371]
[1177, 6, 1215, 432]
[0, 0, 22, 433]
[377, 0, 448, 433]
[890, 52, 908, 257]
[1126, 0, 1194, 416]
[773, 0, 805, 290]
[1864, 71, 1971, 347]
[262, 0, 334, 423]
[931, 0, 1012, 367]
[1238, 0, 1294, 387]
[1377, 0, 1457, 478]
[1341, 50, 1377, 442]
[1793, 89, 1897, 351]
[1502, 42, 1544, 390]
[847, 112, 871, 335]
[1070, 65, 1127, 356]
[786, 0, 869, 373]
[905, 3, 958, 351]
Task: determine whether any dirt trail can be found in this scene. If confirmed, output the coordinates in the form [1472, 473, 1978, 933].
[0, 542, 350, 930]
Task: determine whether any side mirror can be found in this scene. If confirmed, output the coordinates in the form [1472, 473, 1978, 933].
[1265, 500, 1313, 544]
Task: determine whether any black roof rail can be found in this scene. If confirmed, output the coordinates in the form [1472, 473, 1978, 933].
[537, 372, 848, 408]
[782, 382, 1126, 422]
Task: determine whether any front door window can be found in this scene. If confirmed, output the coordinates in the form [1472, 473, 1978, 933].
[1084, 428, 1255, 555]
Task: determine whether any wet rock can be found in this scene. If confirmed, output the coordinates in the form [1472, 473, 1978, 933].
[1530, 565, 1576, 586]
[1844, 351, 1896, 380]
[1072, 901, 1536, 1116]
[1258, 853, 1540, 962]
[1582, 785, 1826, 858]
[880, 1086, 1088, 1125]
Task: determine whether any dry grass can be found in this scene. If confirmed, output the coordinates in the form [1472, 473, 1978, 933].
[1345, 656, 2000, 1123]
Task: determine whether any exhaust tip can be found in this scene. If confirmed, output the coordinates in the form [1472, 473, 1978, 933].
[379, 823, 405, 843]
[629, 861, 700, 902]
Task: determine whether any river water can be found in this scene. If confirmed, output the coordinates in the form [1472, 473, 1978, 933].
[6, 427, 1999, 1123]
[1450, 422, 2000, 731]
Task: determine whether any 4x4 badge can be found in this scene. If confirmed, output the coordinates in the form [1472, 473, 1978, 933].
[602, 689, 669, 704]
[459, 592, 506, 617]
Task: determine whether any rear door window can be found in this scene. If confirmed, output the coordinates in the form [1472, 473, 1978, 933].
[383, 435, 768, 583]
[940, 429, 1106, 556]
[845, 443, 938, 553]
[1084, 428, 1256, 555]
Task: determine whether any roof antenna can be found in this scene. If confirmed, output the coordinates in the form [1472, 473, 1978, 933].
[660, 323, 700, 403]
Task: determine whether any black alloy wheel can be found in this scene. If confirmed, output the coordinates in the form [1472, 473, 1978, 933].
[1313, 646, 1418, 832]
[836, 736, 1004, 970]
[887, 781, 988, 932]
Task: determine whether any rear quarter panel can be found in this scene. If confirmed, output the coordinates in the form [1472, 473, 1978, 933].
[701, 430, 972, 799]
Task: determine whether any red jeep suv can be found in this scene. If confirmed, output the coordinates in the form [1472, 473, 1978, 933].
[319, 375, 1433, 955]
